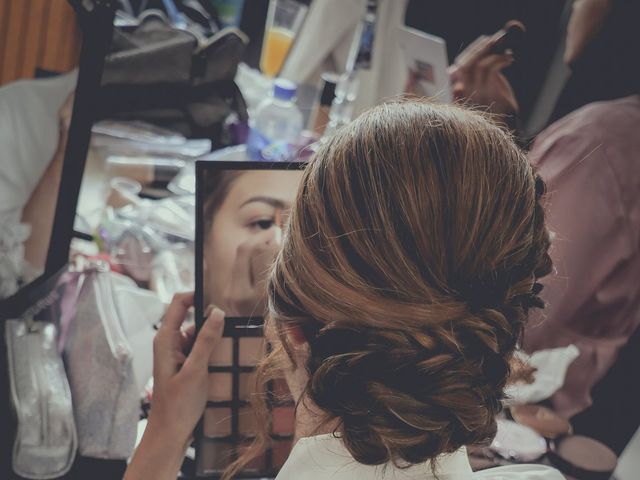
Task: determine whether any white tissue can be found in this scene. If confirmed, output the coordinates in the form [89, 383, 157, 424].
[504, 345, 580, 406]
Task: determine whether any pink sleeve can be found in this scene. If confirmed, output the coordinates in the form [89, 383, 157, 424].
[528, 130, 633, 335]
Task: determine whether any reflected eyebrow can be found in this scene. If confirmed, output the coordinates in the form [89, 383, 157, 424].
[239, 196, 288, 209]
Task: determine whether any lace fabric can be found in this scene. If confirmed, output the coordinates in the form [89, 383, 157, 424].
[0, 212, 32, 299]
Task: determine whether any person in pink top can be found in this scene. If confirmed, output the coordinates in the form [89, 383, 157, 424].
[450, 0, 640, 429]
[523, 94, 640, 418]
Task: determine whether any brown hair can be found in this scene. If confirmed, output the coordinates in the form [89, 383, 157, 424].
[203, 170, 243, 237]
[224, 101, 552, 477]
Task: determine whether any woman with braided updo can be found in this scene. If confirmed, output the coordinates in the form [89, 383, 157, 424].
[125, 101, 564, 480]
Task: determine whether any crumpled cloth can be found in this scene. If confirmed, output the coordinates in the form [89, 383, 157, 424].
[505, 345, 580, 406]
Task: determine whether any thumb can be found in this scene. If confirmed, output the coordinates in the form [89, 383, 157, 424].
[183, 308, 225, 372]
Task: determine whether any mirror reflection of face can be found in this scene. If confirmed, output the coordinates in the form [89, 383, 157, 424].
[565, 0, 612, 65]
[203, 170, 303, 316]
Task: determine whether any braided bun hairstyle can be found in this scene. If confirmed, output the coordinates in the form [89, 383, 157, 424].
[224, 101, 552, 477]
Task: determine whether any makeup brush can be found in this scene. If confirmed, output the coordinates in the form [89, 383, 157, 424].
[274, 208, 283, 245]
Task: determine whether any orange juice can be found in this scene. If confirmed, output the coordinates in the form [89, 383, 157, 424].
[260, 27, 295, 77]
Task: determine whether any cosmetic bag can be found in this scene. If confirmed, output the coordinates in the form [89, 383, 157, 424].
[5, 318, 77, 479]
[63, 260, 163, 459]
[96, 9, 249, 149]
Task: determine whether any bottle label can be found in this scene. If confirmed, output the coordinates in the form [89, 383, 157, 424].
[211, 0, 245, 28]
[247, 128, 295, 162]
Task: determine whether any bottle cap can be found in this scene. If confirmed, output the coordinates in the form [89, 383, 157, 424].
[273, 78, 297, 101]
[319, 72, 339, 106]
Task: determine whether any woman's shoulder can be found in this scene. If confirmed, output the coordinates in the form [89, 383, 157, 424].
[277, 435, 565, 480]
[473, 464, 565, 479]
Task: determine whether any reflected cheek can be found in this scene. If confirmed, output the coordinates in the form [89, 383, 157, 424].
[204, 227, 243, 305]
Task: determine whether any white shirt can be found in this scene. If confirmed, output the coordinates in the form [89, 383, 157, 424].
[276, 434, 564, 480]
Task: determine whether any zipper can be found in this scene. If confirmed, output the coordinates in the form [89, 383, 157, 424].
[91, 262, 133, 367]
[23, 317, 49, 448]
[91, 262, 137, 457]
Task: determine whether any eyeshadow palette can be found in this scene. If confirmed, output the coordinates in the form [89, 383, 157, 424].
[195, 316, 295, 478]
[195, 161, 305, 478]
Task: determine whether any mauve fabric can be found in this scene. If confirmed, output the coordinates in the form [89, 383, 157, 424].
[523, 95, 640, 418]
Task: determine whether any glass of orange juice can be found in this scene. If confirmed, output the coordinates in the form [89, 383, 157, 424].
[260, 0, 307, 77]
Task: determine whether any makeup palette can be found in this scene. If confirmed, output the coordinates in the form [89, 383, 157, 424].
[471, 406, 615, 477]
[548, 435, 618, 480]
[194, 317, 295, 478]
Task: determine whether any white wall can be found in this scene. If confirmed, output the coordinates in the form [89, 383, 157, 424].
[615, 428, 640, 480]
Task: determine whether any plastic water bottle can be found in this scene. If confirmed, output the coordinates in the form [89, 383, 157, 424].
[247, 79, 303, 161]
[210, 0, 246, 29]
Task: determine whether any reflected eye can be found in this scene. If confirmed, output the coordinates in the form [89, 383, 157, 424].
[249, 219, 275, 231]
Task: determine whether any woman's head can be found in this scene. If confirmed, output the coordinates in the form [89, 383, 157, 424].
[202, 169, 302, 314]
[266, 101, 552, 466]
